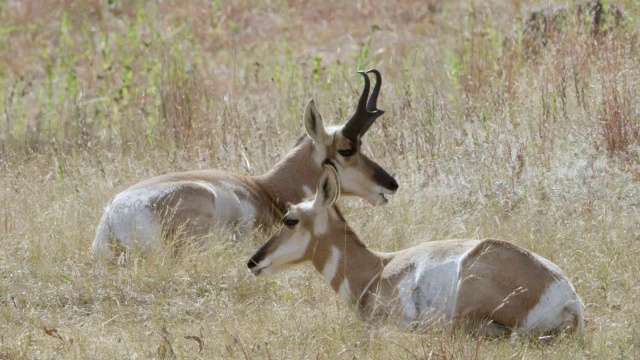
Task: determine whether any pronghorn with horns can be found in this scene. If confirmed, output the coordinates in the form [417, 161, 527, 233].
[92, 70, 398, 258]
[248, 168, 584, 336]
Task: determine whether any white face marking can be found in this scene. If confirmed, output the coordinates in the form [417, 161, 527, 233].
[339, 167, 390, 206]
[519, 279, 583, 333]
[311, 126, 339, 164]
[313, 144, 326, 164]
[262, 231, 312, 274]
[297, 199, 315, 212]
[321, 246, 341, 283]
[338, 279, 351, 303]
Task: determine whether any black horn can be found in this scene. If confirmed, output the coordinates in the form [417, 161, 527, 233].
[342, 71, 371, 141]
[360, 69, 385, 136]
[342, 70, 385, 141]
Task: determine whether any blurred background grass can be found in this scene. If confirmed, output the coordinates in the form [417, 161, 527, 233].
[1, 0, 639, 358]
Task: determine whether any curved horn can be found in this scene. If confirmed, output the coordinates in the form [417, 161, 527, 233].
[360, 69, 385, 136]
[366, 69, 382, 112]
[341, 71, 371, 141]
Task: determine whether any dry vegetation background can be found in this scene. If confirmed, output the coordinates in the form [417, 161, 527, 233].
[1, 0, 640, 358]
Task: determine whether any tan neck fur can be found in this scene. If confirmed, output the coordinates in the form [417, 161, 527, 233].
[253, 137, 324, 222]
[308, 209, 385, 309]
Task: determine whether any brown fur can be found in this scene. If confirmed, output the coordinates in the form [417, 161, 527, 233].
[106, 140, 306, 245]
[308, 208, 383, 305]
[454, 239, 560, 329]
[95, 96, 399, 256]
[99, 115, 397, 251]
[248, 168, 581, 334]
[252, 195, 581, 334]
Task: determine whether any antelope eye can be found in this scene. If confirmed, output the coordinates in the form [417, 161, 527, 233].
[283, 218, 299, 228]
[338, 149, 355, 157]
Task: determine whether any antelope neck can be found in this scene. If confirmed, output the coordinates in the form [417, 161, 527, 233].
[253, 138, 323, 218]
[310, 222, 384, 310]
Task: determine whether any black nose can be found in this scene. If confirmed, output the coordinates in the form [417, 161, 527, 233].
[387, 178, 399, 192]
[248, 247, 267, 269]
[373, 167, 399, 192]
[247, 258, 257, 269]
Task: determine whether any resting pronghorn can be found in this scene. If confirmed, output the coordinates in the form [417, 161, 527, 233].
[92, 70, 398, 258]
[248, 168, 584, 336]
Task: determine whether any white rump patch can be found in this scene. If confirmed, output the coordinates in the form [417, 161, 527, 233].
[93, 180, 258, 257]
[519, 279, 583, 333]
[102, 187, 166, 252]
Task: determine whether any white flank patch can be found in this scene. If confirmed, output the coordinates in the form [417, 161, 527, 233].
[338, 279, 351, 303]
[321, 246, 341, 283]
[396, 254, 461, 325]
[399, 283, 418, 321]
[313, 211, 329, 235]
[519, 279, 582, 333]
[204, 182, 256, 226]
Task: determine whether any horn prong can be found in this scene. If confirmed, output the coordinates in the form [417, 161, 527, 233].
[342, 71, 371, 141]
[366, 69, 381, 112]
[359, 69, 384, 136]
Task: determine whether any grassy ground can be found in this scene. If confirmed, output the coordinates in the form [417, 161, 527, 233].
[1, 0, 640, 358]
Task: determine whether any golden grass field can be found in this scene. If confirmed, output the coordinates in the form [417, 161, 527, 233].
[1, 0, 640, 358]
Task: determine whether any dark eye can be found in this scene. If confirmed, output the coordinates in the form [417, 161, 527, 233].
[338, 149, 355, 157]
[283, 218, 299, 228]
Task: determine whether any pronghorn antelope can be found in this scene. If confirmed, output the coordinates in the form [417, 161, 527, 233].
[92, 70, 398, 258]
[248, 168, 584, 336]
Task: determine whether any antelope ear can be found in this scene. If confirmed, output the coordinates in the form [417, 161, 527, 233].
[313, 168, 340, 209]
[304, 99, 331, 146]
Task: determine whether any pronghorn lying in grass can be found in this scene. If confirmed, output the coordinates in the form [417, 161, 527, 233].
[92, 70, 398, 258]
[248, 168, 584, 336]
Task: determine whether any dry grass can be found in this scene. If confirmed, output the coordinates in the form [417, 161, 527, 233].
[1, 0, 640, 358]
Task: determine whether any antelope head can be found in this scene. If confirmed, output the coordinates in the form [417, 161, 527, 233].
[248, 167, 341, 276]
[304, 69, 398, 206]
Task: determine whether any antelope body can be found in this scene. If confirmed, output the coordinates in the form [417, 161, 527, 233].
[92, 70, 398, 258]
[248, 169, 584, 336]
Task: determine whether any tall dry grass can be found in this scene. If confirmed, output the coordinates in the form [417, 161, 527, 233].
[1, 0, 640, 358]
